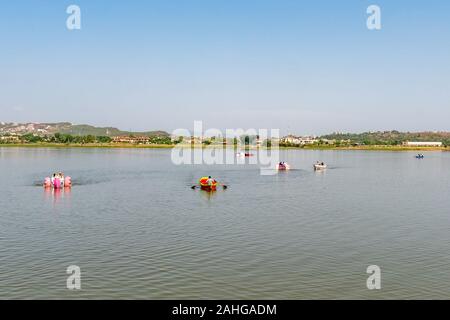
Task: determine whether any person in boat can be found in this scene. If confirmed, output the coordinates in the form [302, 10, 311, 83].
[59, 172, 65, 187]
[54, 173, 62, 188]
[206, 176, 215, 186]
[53, 174, 61, 188]
[51, 173, 56, 185]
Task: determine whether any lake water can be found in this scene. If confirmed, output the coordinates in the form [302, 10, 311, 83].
[1, 147, 450, 299]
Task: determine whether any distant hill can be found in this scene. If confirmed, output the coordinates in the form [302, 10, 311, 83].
[0, 122, 169, 137]
[320, 131, 450, 145]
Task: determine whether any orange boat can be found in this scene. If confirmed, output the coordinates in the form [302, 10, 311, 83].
[199, 176, 217, 191]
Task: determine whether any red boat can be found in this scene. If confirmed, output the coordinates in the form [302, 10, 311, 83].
[276, 162, 290, 171]
[236, 152, 254, 157]
[199, 176, 217, 191]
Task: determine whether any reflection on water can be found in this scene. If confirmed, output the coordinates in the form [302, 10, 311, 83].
[1, 148, 450, 299]
[199, 189, 217, 201]
[43, 187, 71, 206]
[197, 187, 225, 201]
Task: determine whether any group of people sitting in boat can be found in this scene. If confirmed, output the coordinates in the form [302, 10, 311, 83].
[44, 172, 71, 189]
[316, 161, 325, 166]
[51, 172, 66, 188]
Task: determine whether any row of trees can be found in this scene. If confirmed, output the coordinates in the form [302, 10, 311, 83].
[0, 133, 113, 144]
[199, 136, 273, 147]
[0, 133, 175, 145]
[53, 133, 112, 144]
[321, 131, 450, 146]
[147, 136, 173, 145]
[0, 133, 178, 145]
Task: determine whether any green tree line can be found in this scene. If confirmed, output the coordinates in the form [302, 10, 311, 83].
[0, 133, 112, 144]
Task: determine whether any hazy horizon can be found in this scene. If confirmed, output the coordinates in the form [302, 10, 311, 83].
[1, 0, 449, 135]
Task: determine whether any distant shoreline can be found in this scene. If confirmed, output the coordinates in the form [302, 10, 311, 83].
[0, 143, 448, 151]
[303, 145, 448, 152]
[0, 143, 174, 149]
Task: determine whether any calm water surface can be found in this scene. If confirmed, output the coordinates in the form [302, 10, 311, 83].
[1, 147, 450, 299]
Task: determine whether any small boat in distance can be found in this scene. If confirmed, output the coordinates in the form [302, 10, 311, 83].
[314, 162, 327, 170]
[416, 154, 425, 159]
[199, 176, 217, 191]
[236, 152, 254, 157]
[276, 162, 290, 171]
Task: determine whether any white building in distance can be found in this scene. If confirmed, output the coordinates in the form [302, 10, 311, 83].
[281, 135, 318, 145]
[403, 141, 443, 147]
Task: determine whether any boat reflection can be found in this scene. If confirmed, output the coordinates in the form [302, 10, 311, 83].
[199, 188, 217, 200]
[44, 187, 71, 205]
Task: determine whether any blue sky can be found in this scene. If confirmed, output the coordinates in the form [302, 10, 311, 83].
[0, 0, 449, 135]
